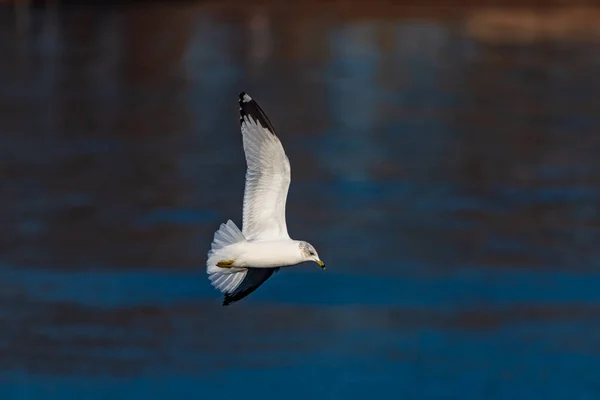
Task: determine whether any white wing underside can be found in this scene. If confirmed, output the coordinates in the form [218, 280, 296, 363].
[241, 114, 291, 241]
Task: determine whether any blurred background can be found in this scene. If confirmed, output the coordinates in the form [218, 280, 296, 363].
[2, 0, 600, 398]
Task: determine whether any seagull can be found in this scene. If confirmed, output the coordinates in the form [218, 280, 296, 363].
[206, 92, 326, 306]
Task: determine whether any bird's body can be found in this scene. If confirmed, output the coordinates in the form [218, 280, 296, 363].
[210, 240, 306, 269]
[206, 92, 325, 306]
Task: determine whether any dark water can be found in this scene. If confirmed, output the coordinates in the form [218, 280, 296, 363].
[2, 3, 600, 399]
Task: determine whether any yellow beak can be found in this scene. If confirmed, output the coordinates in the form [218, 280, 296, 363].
[316, 259, 326, 270]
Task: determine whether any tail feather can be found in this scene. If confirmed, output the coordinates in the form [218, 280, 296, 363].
[206, 220, 249, 296]
[210, 219, 245, 252]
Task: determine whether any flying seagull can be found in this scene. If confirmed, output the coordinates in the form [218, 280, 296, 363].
[206, 92, 326, 306]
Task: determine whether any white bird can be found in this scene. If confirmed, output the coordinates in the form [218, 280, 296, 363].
[206, 92, 326, 306]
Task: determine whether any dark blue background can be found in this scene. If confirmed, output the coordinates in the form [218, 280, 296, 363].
[1, 3, 600, 399]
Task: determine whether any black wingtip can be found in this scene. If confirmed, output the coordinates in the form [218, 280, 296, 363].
[238, 91, 276, 134]
[221, 268, 279, 306]
[239, 92, 252, 103]
[221, 280, 264, 306]
[222, 285, 260, 306]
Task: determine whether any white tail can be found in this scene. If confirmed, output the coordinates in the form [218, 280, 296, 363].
[206, 220, 247, 295]
[209, 219, 245, 254]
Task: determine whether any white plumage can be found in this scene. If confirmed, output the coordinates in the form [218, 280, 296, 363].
[240, 111, 291, 241]
[206, 92, 325, 306]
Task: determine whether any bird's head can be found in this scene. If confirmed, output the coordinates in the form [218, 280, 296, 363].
[298, 241, 326, 270]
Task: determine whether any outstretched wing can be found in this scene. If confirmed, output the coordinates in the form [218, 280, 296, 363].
[239, 92, 291, 241]
[223, 268, 279, 306]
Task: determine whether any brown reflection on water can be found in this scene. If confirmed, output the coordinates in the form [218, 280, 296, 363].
[450, 42, 600, 271]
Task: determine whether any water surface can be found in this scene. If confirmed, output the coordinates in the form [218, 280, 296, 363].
[1, 3, 600, 399]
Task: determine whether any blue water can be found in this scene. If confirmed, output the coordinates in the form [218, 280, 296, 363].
[2, 3, 600, 399]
